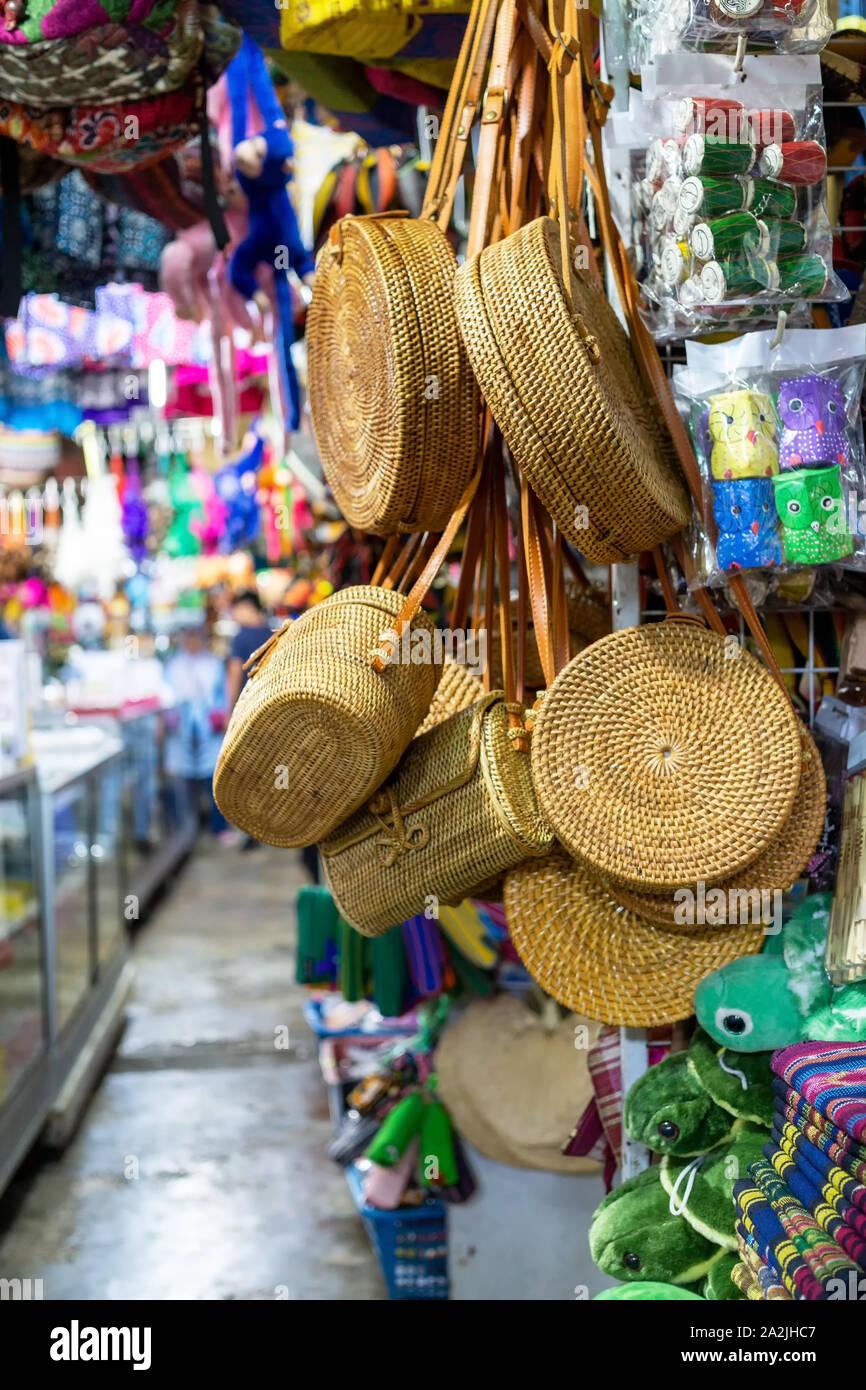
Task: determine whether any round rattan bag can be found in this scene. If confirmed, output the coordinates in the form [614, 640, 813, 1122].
[611, 728, 826, 926]
[453, 217, 691, 563]
[213, 586, 440, 848]
[308, 214, 480, 535]
[504, 851, 765, 1027]
[530, 618, 803, 892]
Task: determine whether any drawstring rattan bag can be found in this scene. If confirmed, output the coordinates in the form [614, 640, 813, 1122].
[319, 690, 554, 935]
[530, 615, 803, 893]
[213, 585, 442, 847]
[452, 30, 690, 563]
[305, 0, 508, 534]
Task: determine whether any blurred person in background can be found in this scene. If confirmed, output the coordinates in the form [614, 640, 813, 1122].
[226, 589, 273, 708]
[163, 618, 231, 839]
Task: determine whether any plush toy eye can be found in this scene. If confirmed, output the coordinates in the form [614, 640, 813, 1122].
[820, 495, 835, 511]
[658, 1120, 679, 1140]
[715, 1006, 754, 1039]
[623, 1252, 642, 1270]
[789, 398, 803, 412]
[787, 500, 801, 515]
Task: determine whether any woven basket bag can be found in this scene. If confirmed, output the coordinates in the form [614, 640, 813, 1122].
[319, 691, 554, 935]
[213, 586, 441, 848]
[453, 217, 691, 563]
[304, 0, 508, 535]
[415, 655, 483, 736]
[504, 850, 765, 1027]
[611, 727, 826, 926]
[530, 617, 803, 893]
[308, 213, 480, 534]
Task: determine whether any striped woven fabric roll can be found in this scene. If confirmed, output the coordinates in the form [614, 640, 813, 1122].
[773, 1042, 866, 1142]
[765, 1143, 866, 1267]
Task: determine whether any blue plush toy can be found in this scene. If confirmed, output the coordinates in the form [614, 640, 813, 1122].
[711, 476, 783, 571]
[226, 34, 315, 430]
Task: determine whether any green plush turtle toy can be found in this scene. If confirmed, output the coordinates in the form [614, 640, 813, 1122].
[695, 893, 866, 1052]
[589, 1028, 775, 1300]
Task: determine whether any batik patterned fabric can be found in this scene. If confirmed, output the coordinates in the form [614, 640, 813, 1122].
[772, 1043, 866, 1142]
[735, 1231, 791, 1300]
[765, 1143, 866, 1267]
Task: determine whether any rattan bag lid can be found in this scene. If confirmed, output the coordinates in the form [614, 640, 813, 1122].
[504, 851, 765, 1028]
[531, 620, 803, 892]
[612, 728, 826, 926]
[453, 217, 691, 564]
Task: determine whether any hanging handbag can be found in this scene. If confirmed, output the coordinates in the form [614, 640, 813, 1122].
[453, 11, 691, 563]
[213, 558, 449, 848]
[319, 461, 554, 936]
[305, 0, 511, 535]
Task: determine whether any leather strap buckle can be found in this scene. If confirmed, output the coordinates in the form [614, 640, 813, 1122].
[456, 100, 477, 139]
[481, 85, 507, 123]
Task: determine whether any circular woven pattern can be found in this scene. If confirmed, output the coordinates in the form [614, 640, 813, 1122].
[453, 217, 691, 564]
[213, 586, 439, 848]
[504, 851, 765, 1027]
[308, 215, 480, 535]
[531, 621, 803, 892]
[610, 728, 826, 925]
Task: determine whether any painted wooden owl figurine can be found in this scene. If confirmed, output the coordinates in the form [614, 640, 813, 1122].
[712, 477, 782, 570]
[708, 390, 779, 480]
[772, 464, 854, 564]
[777, 374, 849, 470]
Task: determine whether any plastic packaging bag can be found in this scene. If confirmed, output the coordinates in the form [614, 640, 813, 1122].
[633, 55, 846, 340]
[627, 0, 832, 68]
[673, 325, 866, 584]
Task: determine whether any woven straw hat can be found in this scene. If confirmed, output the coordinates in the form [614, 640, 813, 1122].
[435, 995, 602, 1172]
[531, 619, 803, 892]
[504, 851, 766, 1027]
[213, 586, 440, 847]
[611, 729, 826, 926]
[308, 214, 480, 535]
[453, 217, 691, 564]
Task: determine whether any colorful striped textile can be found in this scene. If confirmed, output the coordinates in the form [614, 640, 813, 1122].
[765, 1143, 866, 1267]
[774, 1078, 866, 1163]
[772, 1121, 866, 1226]
[772, 1043, 866, 1143]
[735, 1162, 861, 1299]
[774, 1099, 866, 1184]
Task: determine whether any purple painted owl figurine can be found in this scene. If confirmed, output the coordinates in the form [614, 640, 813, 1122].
[777, 375, 849, 471]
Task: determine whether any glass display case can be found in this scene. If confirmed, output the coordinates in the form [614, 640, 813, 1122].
[0, 769, 44, 1111]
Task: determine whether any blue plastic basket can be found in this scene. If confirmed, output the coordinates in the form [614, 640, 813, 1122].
[346, 1167, 449, 1300]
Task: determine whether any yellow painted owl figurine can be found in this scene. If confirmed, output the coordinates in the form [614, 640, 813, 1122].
[708, 391, 779, 480]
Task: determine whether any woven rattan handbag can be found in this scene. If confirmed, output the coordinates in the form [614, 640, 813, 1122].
[305, 0, 512, 535]
[530, 614, 803, 893]
[453, 29, 690, 563]
[213, 584, 441, 847]
[320, 690, 554, 934]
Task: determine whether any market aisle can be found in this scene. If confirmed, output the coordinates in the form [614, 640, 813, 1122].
[0, 840, 386, 1301]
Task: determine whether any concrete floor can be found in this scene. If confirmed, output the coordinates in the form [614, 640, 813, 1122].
[0, 839, 386, 1301]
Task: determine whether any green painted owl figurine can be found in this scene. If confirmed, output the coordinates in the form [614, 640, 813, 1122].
[708, 390, 779, 480]
[772, 464, 854, 564]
